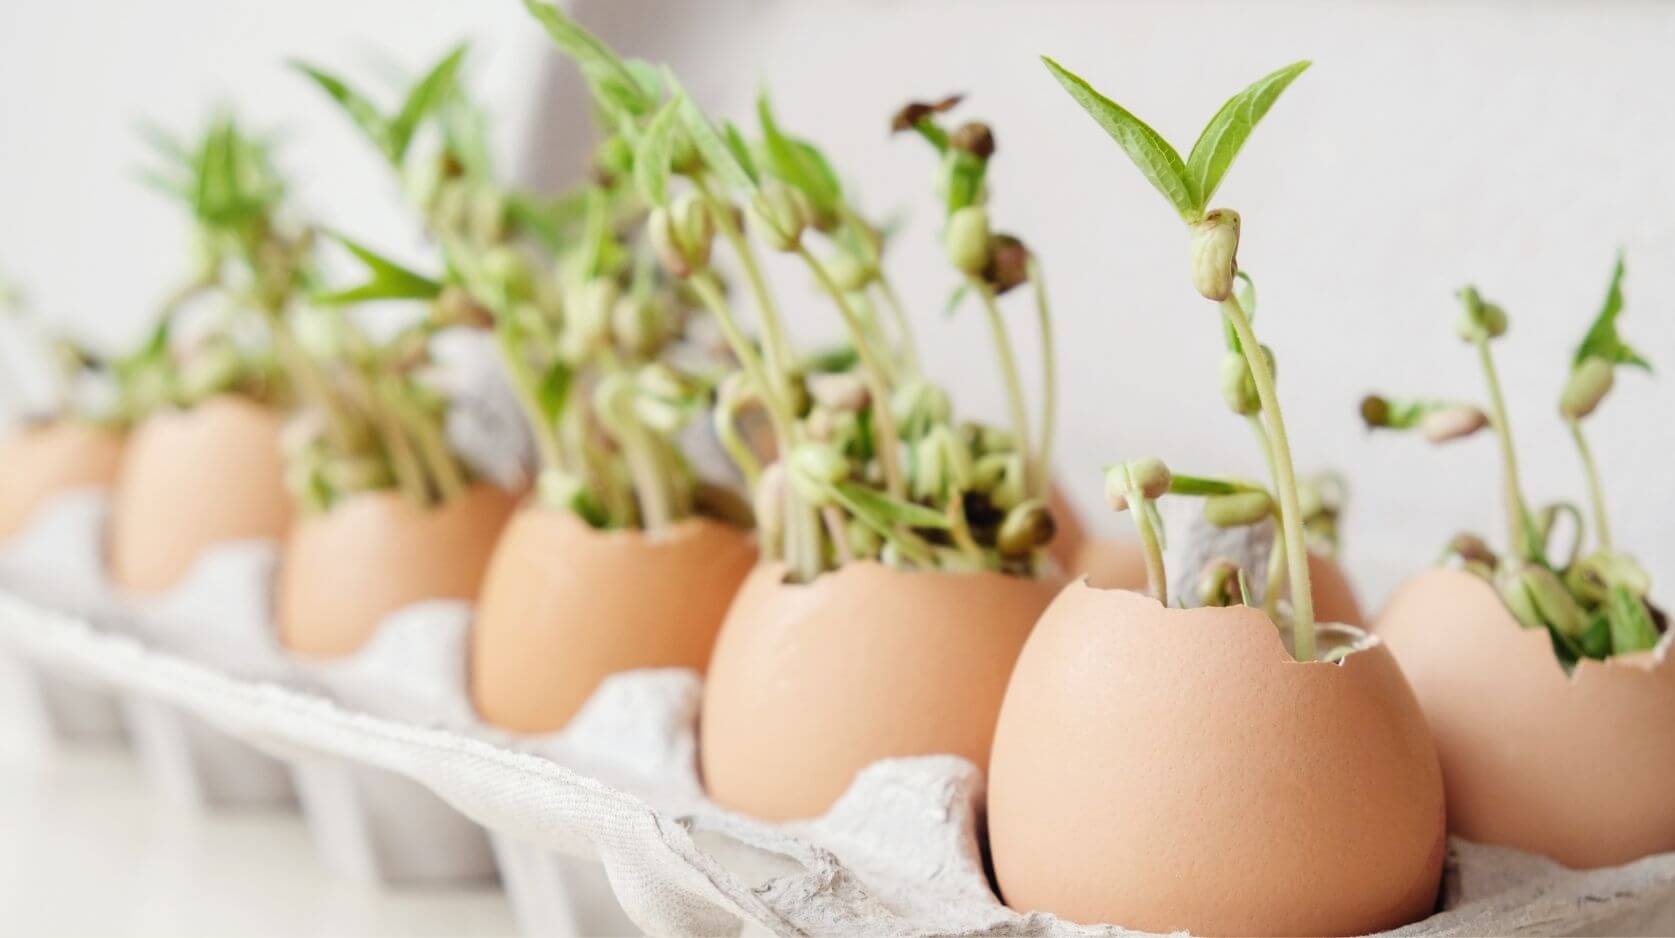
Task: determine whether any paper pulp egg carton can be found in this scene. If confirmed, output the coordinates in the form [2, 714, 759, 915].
[0, 491, 129, 745]
[6, 583, 1675, 936]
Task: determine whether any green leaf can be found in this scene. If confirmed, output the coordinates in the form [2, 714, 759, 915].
[1607, 583, 1660, 654]
[1573, 252, 1652, 372]
[315, 231, 444, 306]
[291, 61, 391, 156]
[507, 190, 589, 252]
[1041, 55, 1195, 221]
[944, 283, 971, 317]
[387, 44, 469, 163]
[756, 90, 842, 218]
[1167, 474, 1261, 497]
[672, 79, 758, 192]
[831, 481, 951, 531]
[721, 120, 759, 181]
[522, 0, 656, 117]
[1183, 61, 1310, 209]
[634, 96, 683, 208]
[536, 359, 572, 424]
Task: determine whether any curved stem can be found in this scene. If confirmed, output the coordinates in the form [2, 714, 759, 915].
[1026, 258, 1057, 500]
[1246, 414, 1285, 619]
[492, 323, 565, 473]
[796, 243, 906, 498]
[1222, 295, 1314, 660]
[971, 278, 1036, 498]
[874, 277, 921, 375]
[1568, 418, 1611, 551]
[386, 380, 465, 504]
[1130, 496, 1167, 605]
[694, 176, 796, 389]
[1474, 336, 1531, 558]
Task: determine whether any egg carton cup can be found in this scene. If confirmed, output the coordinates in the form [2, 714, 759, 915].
[0, 490, 128, 745]
[6, 585, 1675, 936]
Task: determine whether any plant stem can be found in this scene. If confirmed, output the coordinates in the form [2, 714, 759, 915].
[822, 506, 852, 564]
[972, 279, 1036, 498]
[797, 243, 906, 498]
[370, 384, 430, 507]
[269, 315, 357, 453]
[874, 277, 921, 374]
[1245, 414, 1286, 619]
[493, 323, 566, 473]
[1130, 496, 1168, 605]
[1026, 258, 1057, 499]
[1222, 295, 1314, 660]
[694, 176, 796, 389]
[386, 380, 466, 504]
[1568, 418, 1612, 551]
[1474, 336, 1532, 559]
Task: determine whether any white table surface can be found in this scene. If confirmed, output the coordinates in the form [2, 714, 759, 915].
[0, 713, 518, 938]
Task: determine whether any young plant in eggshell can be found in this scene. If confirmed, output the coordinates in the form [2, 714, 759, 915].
[299, 32, 755, 709]
[987, 60, 1445, 936]
[0, 295, 126, 540]
[516, 6, 1069, 820]
[1366, 256, 1673, 868]
[109, 116, 318, 593]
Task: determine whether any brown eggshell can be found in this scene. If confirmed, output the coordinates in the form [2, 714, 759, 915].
[1069, 537, 1149, 590]
[1308, 550, 1366, 627]
[0, 422, 125, 539]
[109, 396, 290, 593]
[1377, 567, 1675, 869]
[1046, 481, 1088, 574]
[989, 584, 1445, 936]
[278, 484, 517, 658]
[470, 509, 756, 733]
[700, 562, 1063, 821]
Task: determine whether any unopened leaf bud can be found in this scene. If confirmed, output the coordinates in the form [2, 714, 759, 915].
[1196, 559, 1244, 608]
[1203, 490, 1274, 528]
[949, 121, 996, 160]
[788, 442, 848, 504]
[1420, 404, 1489, 443]
[1455, 287, 1508, 342]
[1190, 209, 1240, 302]
[985, 234, 1031, 295]
[612, 294, 670, 357]
[997, 498, 1055, 557]
[747, 180, 811, 252]
[1105, 457, 1171, 511]
[825, 252, 875, 292]
[1221, 351, 1260, 416]
[672, 193, 715, 269]
[944, 205, 991, 276]
[1521, 564, 1588, 637]
[1560, 357, 1614, 420]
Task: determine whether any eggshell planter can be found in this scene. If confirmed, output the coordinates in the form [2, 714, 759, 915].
[0, 421, 124, 539]
[277, 484, 516, 658]
[471, 509, 756, 733]
[1378, 567, 1675, 869]
[988, 583, 1445, 936]
[700, 561, 1062, 821]
[109, 395, 289, 593]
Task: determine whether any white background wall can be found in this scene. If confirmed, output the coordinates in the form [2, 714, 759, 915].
[3, 1, 1672, 608]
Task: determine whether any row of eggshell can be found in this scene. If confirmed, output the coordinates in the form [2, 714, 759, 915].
[2, 394, 1672, 936]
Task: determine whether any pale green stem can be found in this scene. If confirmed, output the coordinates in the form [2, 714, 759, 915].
[1130, 496, 1168, 605]
[1222, 295, 1314, 661]
[1247, 414, 1285, 620]
[797, 243, 906, 499]
[694, 176, 796, 389]
[369, 382, 430, 507]
[1025, 258, 1057, 499]
[385, 380, 466, 504]
[269, 315, 357, 453]
[874, 277, 921, 374]
[822, 506, 852, 564]
[493, 324, 565, 473]
[971, 278, 1036, 497]
[1474, 336, 1531, 558]
[1568, 418, 1612, 551]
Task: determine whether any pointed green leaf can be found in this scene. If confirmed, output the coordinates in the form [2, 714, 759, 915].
[1184, 61, 1310, 209]
[1166, 474, 1263, 497]
[292, 61, 391, 156]
[757, 90, 842, 218]
[634, 96, 683, 208]
[721, 120, 759, 182]
[522, 0, 655, 117]
[672, 79, 757, 192]
[536, 359, 573, 424]
[831, 481, 951, 530]
[387, 44, 469, 162]
[315, 231, 444, 306]
[1607, 583, 1660, 654]
[1041, 55, 1195, 220]
[1573, 252, 1651, 372]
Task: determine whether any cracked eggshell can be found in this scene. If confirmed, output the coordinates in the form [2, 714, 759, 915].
[1377, 567, 1675, 869]
[110, 396, 289, 593]
[700, 561, 1063, 821]
[0, 422, 124, 539]
[470, 509, 755, 733]
[278, 483, 516, 657]
[989, 583, 1444, 936]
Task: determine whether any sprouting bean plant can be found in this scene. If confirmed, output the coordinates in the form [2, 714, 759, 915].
[1040, 55, 1335, 661]
[524, 1, 1060, 580]
[139, 111, 475, 513]
[1362, 256, 1664, 663]
[296, 43, 734, 531]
